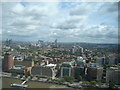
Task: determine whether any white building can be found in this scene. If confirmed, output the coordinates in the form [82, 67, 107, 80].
[60, 62, 74, 77]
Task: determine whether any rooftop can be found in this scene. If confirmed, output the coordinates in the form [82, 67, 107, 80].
[46, 64, 57, 67]
[13, 65, 25, 69]
[109, 67, 120, 70]
[61, 61, 75, 67]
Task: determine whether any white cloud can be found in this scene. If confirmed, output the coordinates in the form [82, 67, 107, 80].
[2, 2, 118, 43]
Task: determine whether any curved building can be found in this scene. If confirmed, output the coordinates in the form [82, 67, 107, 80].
[31, 65, 56, 79]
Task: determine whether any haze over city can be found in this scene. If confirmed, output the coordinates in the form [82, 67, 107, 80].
[1, 1, 120, 90]
[2, 2, 118, 44]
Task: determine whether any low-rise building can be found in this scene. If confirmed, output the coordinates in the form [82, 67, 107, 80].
[14, 59, 34, 75]
[14, 59, 34, 67]
[13, 55, 23, 61]
[9, 65, 25, 74]
[31, 64, 56, 79]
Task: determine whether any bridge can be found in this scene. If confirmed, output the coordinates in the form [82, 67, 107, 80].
[21, 80, 27, 85]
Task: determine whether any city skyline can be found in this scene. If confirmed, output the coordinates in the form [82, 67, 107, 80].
[2, 2, 118, 44]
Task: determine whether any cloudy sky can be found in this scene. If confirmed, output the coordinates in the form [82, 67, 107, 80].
[2, 2, 118, 43]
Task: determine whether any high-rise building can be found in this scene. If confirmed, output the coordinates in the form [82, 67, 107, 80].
[71, 46, 77, 54]
[5, 39, 12, 46]
[106, 67, 120, 85]
[55, 39, 58, 48]
[78, 46, 84, 55]
[2, 53, 14, 72]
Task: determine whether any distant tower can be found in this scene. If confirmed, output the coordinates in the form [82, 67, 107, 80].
[5, 39, 9, 46]
[38, 40, 44, 44]
[2, 52, 14, 72]
[55, 39, 57, 48]
[5, 39, 12, 46]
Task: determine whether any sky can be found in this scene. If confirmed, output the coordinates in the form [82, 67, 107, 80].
[1, 2, 118, 43]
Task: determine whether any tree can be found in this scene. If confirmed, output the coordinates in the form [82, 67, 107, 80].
[20, 75, 23, 78]
[82, 81, 90, 85]
[59, 79, 65, 82]
[97, 80, 103, 86]
[109, 81, 115, 88]
[64, 76, 74, 83]
[25, 75, 29, 78]
[90, 81, 97, 86]
[30, 76, 33, 79]
[78, 75, 82, 82]
[103, 64, 110, 69]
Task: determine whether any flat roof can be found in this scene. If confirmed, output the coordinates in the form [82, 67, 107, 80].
[110, 67, 119, 70]
[46, 64, 56, 67]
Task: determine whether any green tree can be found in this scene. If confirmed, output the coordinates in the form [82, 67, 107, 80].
[59, 79, 65, 82]
[20, 75, 23, 78]
[82, 81, 90, 85]
[90, 81, 97, 86]
[64, 76, 74, 83]
[109, 81, 115, 88]
[25, 75, 28, 78]
[30, 76, 33, 79]
[78, 75, 82, 81]
[103, 64, 110, 69]
[97, 80, 103, 86]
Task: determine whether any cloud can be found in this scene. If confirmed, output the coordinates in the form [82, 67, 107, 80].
[2, 2, 118, 43]
[103, 2, 118, 13]
[70, 3, 92, 16]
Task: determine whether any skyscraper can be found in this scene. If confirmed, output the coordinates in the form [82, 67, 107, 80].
[55, 39, 58, 48]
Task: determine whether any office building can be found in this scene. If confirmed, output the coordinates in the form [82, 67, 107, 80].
[60, 61, 75, 77]
[96, 57, 106, 66]
[108, 57, 116, 66]
[87, 63, 103, 81]
[106, 67, 120, 85]
[74, 67, 85, 79]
